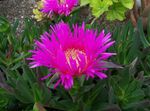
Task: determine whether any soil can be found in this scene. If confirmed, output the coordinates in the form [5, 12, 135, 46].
[0, 0, 37, 34]
[0, 0, 37, 20]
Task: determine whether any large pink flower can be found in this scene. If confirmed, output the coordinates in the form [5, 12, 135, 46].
[42, 0, 78, 16]
[28, 22, 115, 89]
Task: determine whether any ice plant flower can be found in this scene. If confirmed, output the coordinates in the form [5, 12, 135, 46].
[42, 0, 78, 16]
[28, 22, 115, 89]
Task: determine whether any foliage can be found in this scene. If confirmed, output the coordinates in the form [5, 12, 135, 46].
[0, 7, 150, 111]
[0, 88, 11, 110]
[80, 0, 134, 21]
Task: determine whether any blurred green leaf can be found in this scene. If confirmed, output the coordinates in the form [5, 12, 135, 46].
[90, 0, 113, 17]
[123, 99, 150, 110]
[33, 102, 46, 111]
[22, 65, 36, 85]
[106, 3, 127, 21]
[32, 83, 43, 102]
[0, 88, 12, 110]
[0, 17, 10, 32]
[120, 0, 134, 9]
[80, 0, 90, 6]
[14, 76, 34, 103]
[137, 18, 150, 48]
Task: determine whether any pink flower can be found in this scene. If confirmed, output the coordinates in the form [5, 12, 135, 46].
[42, 0, 78, 16]
[28, 22, 115, 89]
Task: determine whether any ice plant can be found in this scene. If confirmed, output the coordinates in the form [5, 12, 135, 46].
[42, 0, 78, 16]
[28, 22, 115, 89]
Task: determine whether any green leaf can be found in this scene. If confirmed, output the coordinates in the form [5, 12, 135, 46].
[32, 83, 43, 102]
[106, 3, 127, 21]
[86, 81, 105, 105]
[127, 89, 145, 102]
[123, 100, 150, 110]
[22, 65, 36, 85]
[137, 18, 150, 48]
[32, 83, 51, 104]
[14, 76, 34, 103]
[112, 0, 119, 2]
[53, 100, 76, 111]
[0, 88, 10, 109]
[147, 14, 150, 39]
[12, 19, 19, 33]
[80, 0, 90, 6]
[87, 0, 133, 21]
[120, 0, 134, 9]
[90, 0, 113, 17]
[0, 17, 10, 32]
[33, 102, 46, 111]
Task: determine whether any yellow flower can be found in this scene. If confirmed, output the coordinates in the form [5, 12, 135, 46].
[37, 1, 44, 9]
[33, 1, 45, 21]
[33, 9, 44, 21]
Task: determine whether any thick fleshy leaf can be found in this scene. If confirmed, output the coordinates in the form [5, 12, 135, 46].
[0, 17, 10, 32]
[100, 61, 123, 69]
[33, 102, 46, 111]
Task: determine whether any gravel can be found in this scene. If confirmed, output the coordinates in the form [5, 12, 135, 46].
[0, 0, 37, 34]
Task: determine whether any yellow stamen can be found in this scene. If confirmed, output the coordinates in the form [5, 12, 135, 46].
[65, 49, 87, 68]
[59, 0, 65, 4]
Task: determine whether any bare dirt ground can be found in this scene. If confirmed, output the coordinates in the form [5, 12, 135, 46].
[0, 0, 37, 34]
[0, 0, 36, 20]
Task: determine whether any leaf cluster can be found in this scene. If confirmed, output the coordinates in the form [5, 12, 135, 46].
[0, 13, 150, 111]
[80, 0, 134, 21]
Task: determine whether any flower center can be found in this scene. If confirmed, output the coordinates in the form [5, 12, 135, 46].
[65, 49, 86, 67]
[58, 0, 65, 4]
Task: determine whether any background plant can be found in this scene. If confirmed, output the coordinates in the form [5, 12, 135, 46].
[0, 5, 150, 111]
[80, 0, 134, 21]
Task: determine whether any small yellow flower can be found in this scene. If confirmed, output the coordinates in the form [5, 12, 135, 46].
[33, 1, 45, 21]
[33, 9, 44, 21]
[37, 1, 44, 9]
